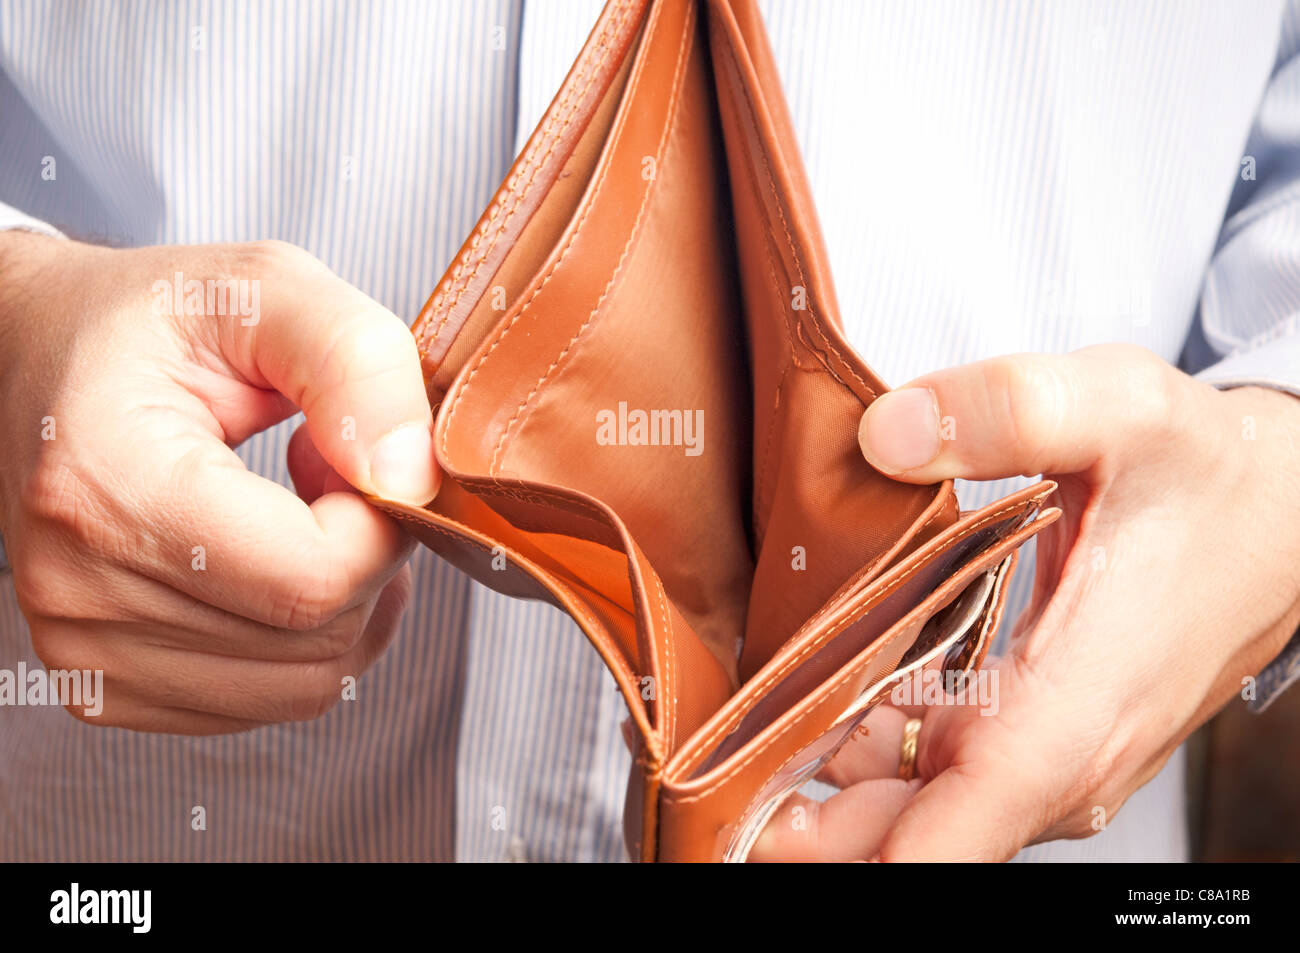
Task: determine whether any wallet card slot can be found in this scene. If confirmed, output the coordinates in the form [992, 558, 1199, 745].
[656, 495, 1057, 861]
[690, 509, 1027, 777]
[719, 557, 1008, 863]
[668, 482, 1055, 779]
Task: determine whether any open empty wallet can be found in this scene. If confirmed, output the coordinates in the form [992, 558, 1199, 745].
[371, 0, 1061, 862]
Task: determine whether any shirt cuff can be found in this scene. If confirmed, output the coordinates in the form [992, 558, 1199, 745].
[1195, 324, 1300, 398]
[1249, 638, 1300, 713]
[0, 203, 65, 240]
[1195, 330, 1300, 713]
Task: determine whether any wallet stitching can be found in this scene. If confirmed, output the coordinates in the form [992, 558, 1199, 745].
[751, 361, 789, 536]
[421, 0, 633, 351]
[450, 0, 692, 744]
[824, 500, 950, 615]
[717, 39, 868, 395]
[707, 58, 799, 532]
[653, 572, 676, 745]
[666, 497, 1038, 802]
[719, 552, 1019, 822]
[468, 482, 607, 517]
[440, 0, 669, 470]
[486, 2, 695, 477]
[713, 24, 876, 401]
[420, 0, 635, 356]
[707, 20, 865, 539]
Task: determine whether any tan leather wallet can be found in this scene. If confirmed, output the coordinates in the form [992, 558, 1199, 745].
[372, 0, 1060, 862]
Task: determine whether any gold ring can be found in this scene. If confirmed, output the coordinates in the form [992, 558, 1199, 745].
[898, 718, 922, 781]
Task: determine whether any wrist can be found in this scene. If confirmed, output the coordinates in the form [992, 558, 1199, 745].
[0, 227, 62, 273]
[0, 230, 71, 370]
[1225, 384, 1300, 636]
[1221, 386, 1300, 481]
[0, 229, 66, 325]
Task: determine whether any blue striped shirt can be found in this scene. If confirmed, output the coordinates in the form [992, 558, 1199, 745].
[3, 0, 1299, 861]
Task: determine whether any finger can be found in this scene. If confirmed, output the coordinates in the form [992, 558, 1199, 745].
[205, 241, 440, 505]
[871, 703, 1065, 862]
[23, 526, 409, 663]
[749, 780, 920, 862]
[857, 344, 1178, 482]
[66, 697, 270, 735]
[59, 583, 387, 663]
[90, 570, 409, 722]
[287, 420, 352, 503]
[817, 704, 914, 788]
[97, 428, 414, 629]
[872, 761, 1050, 862]
[287, 420, 329, 502]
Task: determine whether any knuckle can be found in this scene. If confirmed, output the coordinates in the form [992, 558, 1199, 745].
[61, 703, 114, 730]
[312, 309, 416, 398]
[241, 238, 318, 276]
[1132, 357, 1178, 432]
[982, 355, 1063, 470]
[265, 560, 352, 631]
[1061, 780, 1130, 841]
[21, 458, 110, 546]
[1088, 343, 1177, 434]
[1065, 738, 1129, 836]
[1058, 811, 1106, 841]
[27, 624, 86, 675]
[26, 624, 63, 669]
[285, 665, 346, 722]
[311, 606, 368, 659]
[11, 558, 66, 622]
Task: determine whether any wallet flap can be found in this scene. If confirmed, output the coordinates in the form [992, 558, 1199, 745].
[413, 0, 651, 393]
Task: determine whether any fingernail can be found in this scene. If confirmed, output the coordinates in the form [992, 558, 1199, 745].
[370, 423, 440, 504]
[858, 388, 941, 474]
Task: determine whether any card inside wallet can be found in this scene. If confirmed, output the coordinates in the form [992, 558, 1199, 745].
[372, 0, 1059, 861]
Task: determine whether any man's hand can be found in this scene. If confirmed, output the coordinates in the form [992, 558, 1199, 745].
[752, 343, 1300, 861]
[0, 232, 439, 733]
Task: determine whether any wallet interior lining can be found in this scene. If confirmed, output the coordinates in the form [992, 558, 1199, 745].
[425, 0, 955, 755]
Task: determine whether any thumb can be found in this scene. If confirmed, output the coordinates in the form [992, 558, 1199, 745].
[213, 241, 440, 505]
[857, 344, 1176, 483]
